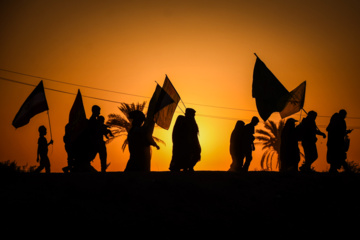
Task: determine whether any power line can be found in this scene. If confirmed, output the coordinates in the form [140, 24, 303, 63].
[2, 70, 360, 120]
[0, 68, 150, 99]
[0, 76, 245, 122]
[197, 114, 240, 121]
[3, 76, 360, 126]
[0, 68, 257, 113]
[0, 76, 125, 105]
[186, 102, 257, 112]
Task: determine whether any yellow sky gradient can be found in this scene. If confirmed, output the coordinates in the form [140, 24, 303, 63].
[1, 0, 360, 172]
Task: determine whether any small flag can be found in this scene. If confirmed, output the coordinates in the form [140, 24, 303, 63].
[147, 84, 174, 120]
[252, 55, 290, 121]
[65, 89, 87, 144]
[12, 80, 49, 128]
[280, 81, 306, 118]
[162, 75, 181, 105]
[154, 75, 181, 130]
[147, 75, 181, 130]
[69, 90, 86, 124]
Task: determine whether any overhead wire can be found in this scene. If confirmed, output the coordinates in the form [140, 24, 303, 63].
[0, 68, 257, 113]
[0, 76, 126, 104]
[0, 76, 244, 122]
[2, 68, 360, 121]
[0, 68, 150, 99]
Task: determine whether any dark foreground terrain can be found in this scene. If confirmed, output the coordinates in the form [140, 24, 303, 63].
[1, 171, 360, 236]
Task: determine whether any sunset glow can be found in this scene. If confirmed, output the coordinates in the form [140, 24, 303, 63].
[1, 0, 360, 172]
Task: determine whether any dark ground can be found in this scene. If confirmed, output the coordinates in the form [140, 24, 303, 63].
[1, 171, 360, 236]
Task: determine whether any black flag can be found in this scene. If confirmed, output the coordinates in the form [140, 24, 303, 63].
[252, 55, 290, 121]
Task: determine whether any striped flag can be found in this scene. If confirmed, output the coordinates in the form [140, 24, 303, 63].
[148, 75, 181, 130]
[147, 84, 174, 121]
[280, 81, 306, 118]
[12, 80, 49, 128]
[154, 75, 181, 129]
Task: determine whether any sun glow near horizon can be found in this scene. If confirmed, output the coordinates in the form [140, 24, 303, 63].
[1, 1, 360, 172]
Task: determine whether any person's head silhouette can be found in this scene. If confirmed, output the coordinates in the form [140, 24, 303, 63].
[129, 110, 145, 127]
[307, 110, 317, 120]
[92, 105, 101, 117]
[185, 108, 196, 118]
[235, 120, 245, 129]
[38, 125, 47, 136]
[251, 116, 259, 126]
[286, 118, 297, 127]
[339, 109, 347, 119]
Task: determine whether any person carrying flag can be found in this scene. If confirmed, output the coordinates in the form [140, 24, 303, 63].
[169, 108, 201, 172]
[34, 125, 53, 173]
[125, 110, 160, 172]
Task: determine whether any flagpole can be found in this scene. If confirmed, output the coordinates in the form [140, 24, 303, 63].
[47, 110, 53, 140]
[180, 98, 187, 110]
[177, 104, 185, 114]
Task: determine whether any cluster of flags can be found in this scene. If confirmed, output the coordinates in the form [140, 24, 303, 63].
[12, 75, 182, 134]
[12, 55, 306, 135]
[252, 54, 306, 121]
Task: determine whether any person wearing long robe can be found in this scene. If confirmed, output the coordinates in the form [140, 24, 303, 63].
[125, 110, 159, 172]
[63, 105, 100, 172]
[229, 120, 245, 172]
[242, 117, 259, 172]
[326, 109, 352, 173]
[280, 118, 300, 172]
[169, 108, 201, 171]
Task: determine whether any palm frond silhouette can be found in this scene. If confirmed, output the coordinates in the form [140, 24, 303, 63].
[106, 101, 164, 151]
[255, 119, 285, 171]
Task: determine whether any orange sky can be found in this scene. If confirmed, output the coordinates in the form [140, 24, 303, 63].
[1, 0, 360, 172]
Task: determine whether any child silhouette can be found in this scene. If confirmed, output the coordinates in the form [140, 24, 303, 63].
[35, 125, 53, 173]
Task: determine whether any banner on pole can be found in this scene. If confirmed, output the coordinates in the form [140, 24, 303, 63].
[12, 80, 49, 128]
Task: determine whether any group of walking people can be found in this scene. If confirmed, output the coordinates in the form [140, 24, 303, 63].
[229, 109, 353, 173]
[283, 109, 352, 173]
[62, 105, 113, 173]
[35, 103, 352, 173]
[124, 107, 201, 172]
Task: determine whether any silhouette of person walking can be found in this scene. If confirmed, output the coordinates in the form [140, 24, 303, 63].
[96, 116, 114, 172]
[241, 117, 259, 172]
[326, 109, 353, 173]
[63, 104, 102, 173]
[298, 111, 326, 172]
[280, 118, 300, 172]
[125, 110, 160, 172]
[229, 120, 245, 172]
[35, 125, 53, 173]
[169, 108, 201, 171]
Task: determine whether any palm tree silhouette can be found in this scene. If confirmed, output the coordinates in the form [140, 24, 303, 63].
[255, 119, 285, 171]
[106, 101, 165, 151]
